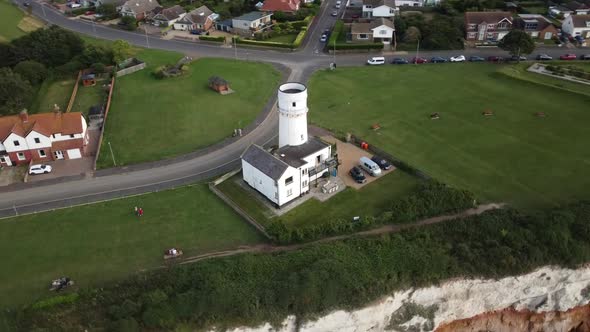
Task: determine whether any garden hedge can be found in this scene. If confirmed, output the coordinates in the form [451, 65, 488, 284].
[199, 35, 225, 42]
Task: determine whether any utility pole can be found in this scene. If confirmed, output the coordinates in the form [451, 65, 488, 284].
[415, 38, 420, 65]
[234, 36, 238, 60]
[92, 19, 97, 36]
[108, 141, 116, 166]
[144, 25, 150, 48]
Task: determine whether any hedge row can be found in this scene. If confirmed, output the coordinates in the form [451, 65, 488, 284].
[12, 201, 590, 331]
[199, 35, 225, 42]
[233, 38, 294, 49]
[334, 43, 384, 50]
[266, 180, 476, 244]
[328, 20, 344, 47]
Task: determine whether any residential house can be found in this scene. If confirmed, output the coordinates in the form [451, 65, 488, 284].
[350, 17, 395, 45]
[362, 0, 396, 18]
[515, 14, 558, 40]
[394, 0, 424, 8]
[231, 11, 273, 36]
[0, 111, 88, 166]
[465, 11, 513, 42]
[173, 6, 217, 32]
[548, 5, 574, 18]
[215, 19, 233, 33]
[562, 14, 590, 37]
[565, 1, 590, 15]
[84, 0, 125, 9]
[147, 5, 186, 27]
[119, 0, 160, 20]
[260, 0, 301, 14]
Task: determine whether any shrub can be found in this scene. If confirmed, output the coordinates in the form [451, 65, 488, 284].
[329, 20, 344, 47]
[120, 16, 137, 31]
[91, 62, 106, 73]
[152, 66, 166, 79]
[199, 35, 225, 42]
[31, 293, 79, 310]
[13, 60, 48, 85]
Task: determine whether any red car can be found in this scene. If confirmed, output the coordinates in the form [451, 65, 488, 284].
[411, 57, 428, 64]
[85, 11, 95, 15]
[559, 53, 577, 60]
[487, 55, 503, 62]
[351, 14, 360, 19]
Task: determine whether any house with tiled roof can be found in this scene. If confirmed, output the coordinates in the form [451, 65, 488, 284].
[260, 0, 301, 14]
[465, 11, 513, 42]
[350, 17, 395, 45]
[119, 0, 160, 20]
[515, 14, 558, 40]
[362, 0, 396, 18]
[173, 6, 218, 32]
[0, 111, 88, 166]
[148, 5, 186, 27]
[562, 14, 590, 38]
[232, 11, 273, 36]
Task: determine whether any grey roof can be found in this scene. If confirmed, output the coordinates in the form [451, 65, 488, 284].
[274, 137, 329, 168]
[363, 0, 395, 8]
[177, 5, 213, 24]
[233, 11, 271, 22]
[156, 5, 185, 20]
[242, 145, 289, 180]
[351, 18, 394, 34]
[122, 0, 160, 14]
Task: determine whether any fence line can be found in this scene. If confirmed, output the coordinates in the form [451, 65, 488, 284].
[65, 70, 82, 113]
[93, 76, 116, 170]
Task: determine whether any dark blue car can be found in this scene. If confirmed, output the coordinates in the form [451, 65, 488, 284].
[391, 58, 409, 64]
[469, 56, 485, 62]
[430, 56, 447, 63]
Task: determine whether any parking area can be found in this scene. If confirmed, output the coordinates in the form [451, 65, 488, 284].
[321, 135, 394, 189]
[26, 157, 94, 183]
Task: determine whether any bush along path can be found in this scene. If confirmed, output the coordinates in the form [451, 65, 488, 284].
[177, 202, 504, 265]
[11, 201, 590, 331]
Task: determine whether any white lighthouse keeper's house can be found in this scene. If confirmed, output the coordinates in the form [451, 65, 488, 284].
[241, 82, 332, 207]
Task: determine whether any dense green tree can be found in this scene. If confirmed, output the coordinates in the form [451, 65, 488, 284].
[0, 68, 33, 115]
[421, 15, 464, 50]
[13, 60, 48, 85]
[0, 43, 17, 68]
[120, 16, 137, 31]
[10, 26, 84, 67]
[78, 44, 114, 66]
[498, 30, 535, 57]
[96, 3, 118, 19]
[403, 26, 421, 43]
[112, 40, 133, 65]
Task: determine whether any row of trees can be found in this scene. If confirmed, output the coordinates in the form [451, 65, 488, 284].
[394, 13, 465, 50]
[8, 201, 590, 331]
[0, 26, 133, 115]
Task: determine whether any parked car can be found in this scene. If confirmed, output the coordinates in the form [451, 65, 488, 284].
[331, 10, 338, 16]
[574, 35, 584, 43]
[189, 30, 202, 35]
[430, 56, 447, 63]
[85, 10, 95, 15]
[371, 155, 392, 170]
[351, 14, 360, 19]
[487, 55, 503, 62]
[335, 3, 341, 8]
[29, 164, 52, 175]
[68, 2, 81, 8]
[536, 54, 553, 60]
[23, 1, 30, 6]
[581, 54, 590, 60]
[359, 156, 382, 176]
[559, 53, 577, 60]
[411, 57, 428, 64]
[349, 166, 366, 184]
[468, 55, 485, 62]
[94, 13, 104, 18]
[450, 55, 466, 62]
[391, 57, 409, 64]
[367, 57, 385, 65]
[320, 34, 328, 42]
[508, 55, 527, 61]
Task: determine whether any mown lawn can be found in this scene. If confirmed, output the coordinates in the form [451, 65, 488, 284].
[0, 0, 24, 41]
[308, 63, 590, 209]
[70, 81, 109, 116]
[0, 185, 264, 308]
[97, 50, 280, 168]
[217, 170, 420, 228]
[265, 33, 298, 43]
[29, 77, 76, 114]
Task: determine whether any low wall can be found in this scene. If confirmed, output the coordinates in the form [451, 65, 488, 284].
[116, 61, 146, 77]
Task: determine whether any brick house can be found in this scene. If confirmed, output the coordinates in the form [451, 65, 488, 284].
[147, 5, 186, 27]
[350, 17, 395, 45]
[515, 14, 558, 40]
[173, 6, 217, 32]
[260, 0, 301, 14]
[119, 0, 160, 20]
[0, 111, 88, 166]
[465, 11, 513, 42]
[562, 14, 590, 38]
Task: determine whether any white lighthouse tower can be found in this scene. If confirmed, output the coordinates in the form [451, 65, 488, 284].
[277, 82, 308, 148]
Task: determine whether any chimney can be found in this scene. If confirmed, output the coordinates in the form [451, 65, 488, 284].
[19, 109, 29, 123]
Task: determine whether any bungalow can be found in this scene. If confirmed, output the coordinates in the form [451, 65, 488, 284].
[465, 11, 513, 42]
[362, 0, 396, 18]
[260, 0, 301, 14]
[147, 5, 186, 27]
[350, 17, 395, 45]
[0, 111, 88, 166]
[173, 6, 217, 32]
[515, 14, 558, 40]
[565, 1, 590, 15]
[231, 11, 273, 36]
[562, 14, 590, 38]
[119, 0, 160, 20]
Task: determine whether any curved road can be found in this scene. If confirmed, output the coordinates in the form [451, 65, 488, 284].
[0, 1, 587, 218]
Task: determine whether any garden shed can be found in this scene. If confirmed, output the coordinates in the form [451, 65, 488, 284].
[82, 74, 96, 87]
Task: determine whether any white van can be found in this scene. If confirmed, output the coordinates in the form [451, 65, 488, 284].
[367, 57, 385, 65]
[359, 156, 382, 176]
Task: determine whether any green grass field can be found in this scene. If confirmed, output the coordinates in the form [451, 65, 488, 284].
[0, 0, 25, 41]
[96, 51, 280, 168]
[0, 185, 263, 308]
[30, 77, 76, 114]
[308, 63, 590, 209]
[217, 170, 420, 228]
[265, 33, 298, 43]
[70, 81, 108, 116]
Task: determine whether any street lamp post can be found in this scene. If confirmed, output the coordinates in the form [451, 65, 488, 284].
[415, 38, 420, 65]
[144, 25, 150, 48]
[234, 36, 238, 60]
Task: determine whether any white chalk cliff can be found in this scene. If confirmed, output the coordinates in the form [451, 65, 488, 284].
[215, 265, 590, 332]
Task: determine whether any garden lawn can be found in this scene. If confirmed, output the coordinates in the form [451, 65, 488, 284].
[265, 33, 298, 44]
[308, 63, 590, 209]
[97, 51, 280, 168]
[70, 81, 108, 116]
[30, 77, 76, 114]
[0, 0, 24, 41]
[217, 171, 420, 228]
[0, 185, 264, 308]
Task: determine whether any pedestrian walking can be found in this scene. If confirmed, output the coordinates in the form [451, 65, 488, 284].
[138, 207, 144, 217]
[134, 206, 138, 216]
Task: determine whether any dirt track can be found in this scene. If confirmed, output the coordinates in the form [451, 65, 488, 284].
[177, 203, 505, 266]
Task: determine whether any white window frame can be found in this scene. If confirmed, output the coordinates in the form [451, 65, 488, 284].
[286, 188, 293, 197]
[38, 149, 46, 158]
[17, 152, 25, 161]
